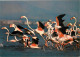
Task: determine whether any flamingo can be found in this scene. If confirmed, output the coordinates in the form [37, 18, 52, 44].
[20, 16, 47, 48]
[77, 28, 80, 36]
[10, 23, 35, 37]
[55, 14, 80, 49]
[20, 16, 34, 31]
[1, 27, 32, 47]
[1, 27, 18, 42]
[44, 20, 66, 50]
[21, 16, 46, 41]
[21, 16, 45, 35]
[10, 24, 23, 32]
[67, 23, 73, 36]
[29, 36, 40, 48]
[70, 17, 77, 36]
[54, 14, 74, 50]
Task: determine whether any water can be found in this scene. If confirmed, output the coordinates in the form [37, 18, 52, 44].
[0, 25, 80, 57]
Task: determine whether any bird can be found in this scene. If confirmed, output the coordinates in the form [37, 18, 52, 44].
[35, 21, 45, 35]
[10, 24, 23, 32]
[70, 17, 77, 35]
[21, 16, 46, 46]
[1, 27, 19, 42]
[55, 14, 73, 46]
[10, 24, 34, 36]
[20, 16, 35, 35]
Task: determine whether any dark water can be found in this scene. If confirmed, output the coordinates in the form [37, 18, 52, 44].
[0, 25, 80, 57]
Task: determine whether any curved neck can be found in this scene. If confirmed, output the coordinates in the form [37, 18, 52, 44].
[74, 18, 77, 26]
[25, 17, 34, 31]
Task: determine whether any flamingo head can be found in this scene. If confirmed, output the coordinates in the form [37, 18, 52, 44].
[70, 17, 76, 20]
[20, 16, 27, 19]
[9, 24, 15, 27]
[1, 27, 7, 30]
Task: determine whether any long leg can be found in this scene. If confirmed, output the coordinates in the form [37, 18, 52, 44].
[14, 36, 18, 41]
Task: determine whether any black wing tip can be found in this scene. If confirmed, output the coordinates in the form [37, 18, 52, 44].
[17, 25, 24, 29]
[57, 14, 66, 18]
[38, 21, 45, 29]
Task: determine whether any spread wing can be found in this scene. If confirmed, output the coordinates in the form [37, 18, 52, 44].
[17, 25, 24, 29]
[17, 25, 34, 35]
[24, 28, 35, 35]
[10, 31, 23, 37]
[56, 14, 68, 34]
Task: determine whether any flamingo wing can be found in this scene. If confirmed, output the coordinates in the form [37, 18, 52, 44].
[11, 31, 23, 37]
[56, 14, 65, 26]
[24, 28, 34, 35]
[17, 25, 34, 35]
[56, 14, 68, 34]
[38, 21, 45, 29]
[17, 25, 24, 29]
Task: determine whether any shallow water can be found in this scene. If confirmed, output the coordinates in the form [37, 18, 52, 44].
[0, 25, 80, 57]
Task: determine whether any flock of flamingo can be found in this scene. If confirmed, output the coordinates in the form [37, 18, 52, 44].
[1, 14, 80, 50]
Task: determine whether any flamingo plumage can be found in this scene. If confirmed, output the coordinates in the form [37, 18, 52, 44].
[1, 27, 18, 42]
